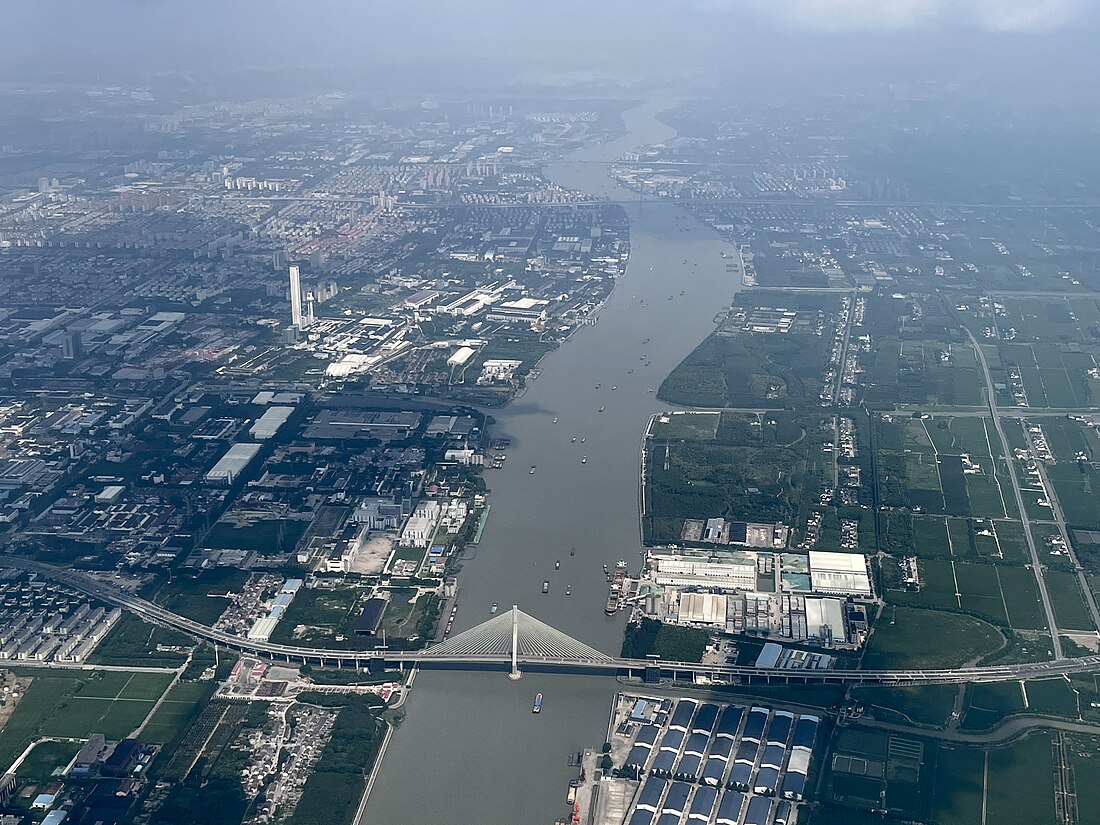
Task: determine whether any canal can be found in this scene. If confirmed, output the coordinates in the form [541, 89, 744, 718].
[360, 101, 743, 825]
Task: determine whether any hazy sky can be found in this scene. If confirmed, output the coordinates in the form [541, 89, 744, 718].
[4, 0, 1099, 99]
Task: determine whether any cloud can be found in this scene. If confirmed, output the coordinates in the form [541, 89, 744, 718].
[699, 0, 1090, 31]
[969, 0, 1084, 30]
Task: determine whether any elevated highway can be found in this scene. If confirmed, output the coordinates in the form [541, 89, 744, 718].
[7, 557, 1100, 687]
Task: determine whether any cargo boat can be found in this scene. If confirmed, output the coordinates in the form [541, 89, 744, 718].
[533, 693, 543, 713]
[605, 560, 629, 615]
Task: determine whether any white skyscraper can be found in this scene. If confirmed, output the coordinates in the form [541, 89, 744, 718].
[289, 265, 303, 329]
[305, 290, 315, 329]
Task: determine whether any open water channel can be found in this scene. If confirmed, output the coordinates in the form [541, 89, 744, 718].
[360, 101, 743, 825]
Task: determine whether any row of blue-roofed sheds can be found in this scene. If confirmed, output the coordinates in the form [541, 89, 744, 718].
[620, 697, 818, 825]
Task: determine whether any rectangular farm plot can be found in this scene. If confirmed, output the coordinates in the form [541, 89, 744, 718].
[954, 563, 1010, 625]
[947, 518, 973, 556]
[1047, 463, 1100, 529]
[965, 474, 1009, 519]
[1033, 416, 1096, 462]
[1044, 570, 1094, 630]
[985, 733, 1058, 825]
[961, 682, 1025, 730]
[911, 516, 951, 557]
[1024, 679, 1080, 718]
[1000, 342, 1092, 408]
[989, 520, 1029, 563]
[995, 566, 1050, 631]
[895, 559, 1048, 631]
[930, 746, 986, 825]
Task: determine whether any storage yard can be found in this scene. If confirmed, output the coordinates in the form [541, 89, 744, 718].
[593, 693, 818, 825]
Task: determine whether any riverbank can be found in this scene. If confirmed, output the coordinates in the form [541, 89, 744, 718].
[359, 98, 742, 825]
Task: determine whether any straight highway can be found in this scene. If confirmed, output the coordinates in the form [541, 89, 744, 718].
[7, 556, 1100, 687]
[966, 327, 1064, 658]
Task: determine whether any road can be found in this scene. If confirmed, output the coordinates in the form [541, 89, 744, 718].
[7, 556, 1100, 687]
[1021, 426, 1100, 634]
[845, 712, 1100, 745]
[966, 327, 1063, 659]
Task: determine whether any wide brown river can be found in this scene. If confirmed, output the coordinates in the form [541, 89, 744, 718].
[360, 101, 743, 825]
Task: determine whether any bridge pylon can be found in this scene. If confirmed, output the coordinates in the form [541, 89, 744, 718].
[507, 604, 521, 680]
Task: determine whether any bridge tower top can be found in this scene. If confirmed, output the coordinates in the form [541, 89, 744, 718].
[422, 606, 613, 671]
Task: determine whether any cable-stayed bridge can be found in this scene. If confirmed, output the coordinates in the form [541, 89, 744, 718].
[8, 557, 1100, 687]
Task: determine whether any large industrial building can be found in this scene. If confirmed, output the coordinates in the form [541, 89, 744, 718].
[653, 552, 757, 591]
[204, 442, 262, 485]
[806, 551, 872, 596]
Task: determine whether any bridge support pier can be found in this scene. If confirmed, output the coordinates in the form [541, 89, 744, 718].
[507, 605, 522, 680]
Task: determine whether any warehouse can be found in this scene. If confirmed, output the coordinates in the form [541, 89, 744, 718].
[687, 785, 718, 823]
[653, 553, 756, 590]
[354, 598, 388, 636]
[613, 695, 817, 825]
[714, 791, 745, 825]
[249, 405, 294, 440]
[204, 442, 262, 485]
[808, 551, 872, 596]
[677, 732, 709, 780]
[675, 592, 727, 629]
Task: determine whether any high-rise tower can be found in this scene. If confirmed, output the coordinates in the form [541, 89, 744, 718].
[289, 265, 303, 329]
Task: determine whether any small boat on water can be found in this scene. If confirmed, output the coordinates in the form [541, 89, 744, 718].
[571, 436, 576, 443]
[611, 386, 617, 391]
[533, 693, 543, 713]
[542, 580, 550, 594]
[555, 560, 561, 570]
[595, 383, 601, 389]
[570, 546, 576, 556]
[565, 586, 572, 596]
[490, 602, 498, 614]
[598, 406, 604, 413]
[580, 437, 586, 443]
[581, 456, 587, 464]
[530, 466, 536, 474]
[553, 417, 558, 423]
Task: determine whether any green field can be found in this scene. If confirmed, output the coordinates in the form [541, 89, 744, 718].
[268, 586, 373, 649]
[142, 681, 214, 744]
[89, 614, 192, 667]
[153, 568, 251, 625]
[0, 671, 174, 769]
[893, 558, 1049, 632]
[852, 684, 958, 728]
[1048, 462, 1100, 529]
[1025, 678, 1080, 718]
[906, 514, 950, 558]
[1045, 570, 1094, 630]
[931, 746, 986, 825]
[16, 740, 81, 783]
[961, 681, 1026, 730]
[204, 518, 309, 553]
[649, 411, 722, 441]
[863, 606, 1003, 669]
[985, 733, 1057, 825]
[658, 327, 829, 408]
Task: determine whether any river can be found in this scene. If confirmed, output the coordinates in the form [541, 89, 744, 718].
[360, 101, 743, 825]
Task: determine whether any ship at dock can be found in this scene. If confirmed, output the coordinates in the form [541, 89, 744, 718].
[604, 560, 628, 615]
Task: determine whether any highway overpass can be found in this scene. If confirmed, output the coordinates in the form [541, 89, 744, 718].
[6, 557, 1100, 688]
